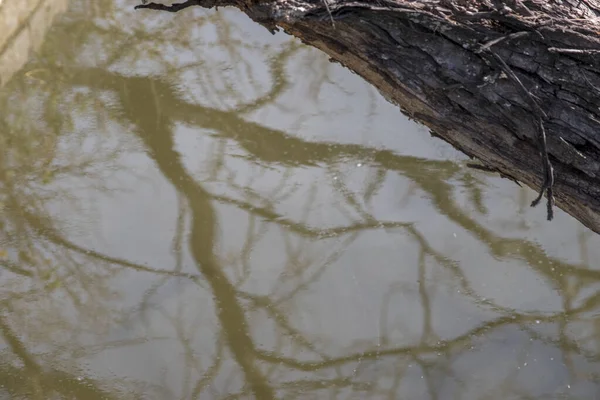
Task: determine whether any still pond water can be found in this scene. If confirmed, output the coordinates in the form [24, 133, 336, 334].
[1, 1, 600, 399]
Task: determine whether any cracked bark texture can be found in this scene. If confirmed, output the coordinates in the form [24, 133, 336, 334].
[139, 0, 600, 233]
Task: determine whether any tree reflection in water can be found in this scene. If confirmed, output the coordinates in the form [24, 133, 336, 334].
[0, 0, 598, 399]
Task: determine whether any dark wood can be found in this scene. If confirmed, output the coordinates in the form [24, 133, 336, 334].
[136, 0, 600, 234]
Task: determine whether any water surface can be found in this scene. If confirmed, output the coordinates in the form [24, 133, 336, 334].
[0, 1, 599, 399]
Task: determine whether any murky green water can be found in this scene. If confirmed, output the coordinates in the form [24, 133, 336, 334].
[0, 1, 599, 399]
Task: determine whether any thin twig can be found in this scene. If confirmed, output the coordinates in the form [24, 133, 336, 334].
[488, 51, 547, 118]
[470, 27, 555, 218]
[482, 49, 554, 220]
[323, 0, 335, 27]
[548, 47, 600, 55]
[529, 116, 555, 220]
[475, 31, 529, 53]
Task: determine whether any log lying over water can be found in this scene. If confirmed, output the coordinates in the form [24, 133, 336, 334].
[136, 0, 600, 234]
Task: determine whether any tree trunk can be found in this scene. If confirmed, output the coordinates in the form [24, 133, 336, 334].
[136, 0, 600, 234]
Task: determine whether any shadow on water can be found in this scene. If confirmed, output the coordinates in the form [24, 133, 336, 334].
[0, 0, 599, 398]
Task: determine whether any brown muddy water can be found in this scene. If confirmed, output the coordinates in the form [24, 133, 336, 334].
[0, 0, 599, 399]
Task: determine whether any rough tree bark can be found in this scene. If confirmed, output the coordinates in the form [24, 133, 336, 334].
[135, 0, 600, 234]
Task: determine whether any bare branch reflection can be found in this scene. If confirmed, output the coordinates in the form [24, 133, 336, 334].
[0, 0, 599, 398]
